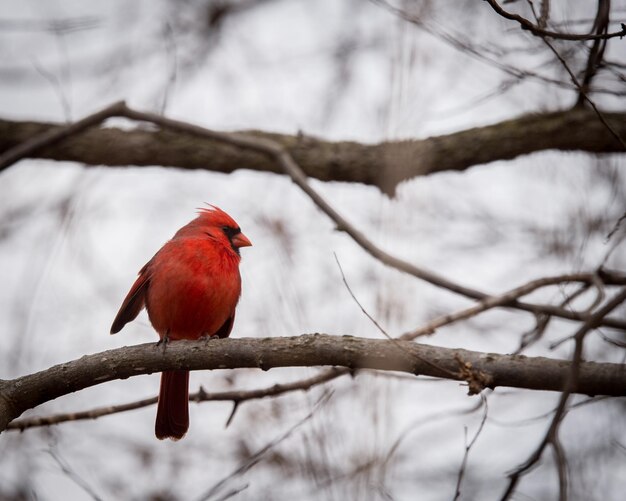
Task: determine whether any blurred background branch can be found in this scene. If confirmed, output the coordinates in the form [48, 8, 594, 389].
[1, 106, 625, 193]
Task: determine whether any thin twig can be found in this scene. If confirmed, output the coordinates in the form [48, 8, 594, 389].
[373, 0, 625, 95]
[401, 273, 604, 341]
[526, 3, 626, 149]
[334, 253, 459, 380]
[48, 448, 103, 501]
[485, 0, 626, 41]
[551, 433, 569, 501]
[159, 22, 178, 115]
[316, 398, 486, 492]
[334, 253, 392, 339]
[573, 0, 609, 106]
[0, 101, 126, 170]
[537, 0, 550, 29]
[214, 484, 249, 501]
[488, 395, 610, 428]
[517, 279, 597, 353]
[195, 391, 332, 501]
[598, 330, 626, 348]
[453, 394, 489, 501]
[606, 211, 626, 242]
[32, 59, 72, 123]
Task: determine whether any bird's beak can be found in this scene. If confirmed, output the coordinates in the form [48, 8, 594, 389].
[232, 232, 252, 248]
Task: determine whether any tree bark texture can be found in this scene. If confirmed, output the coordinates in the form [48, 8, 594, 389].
[1, 334, 625, 433]
[1, 108, 624, 194]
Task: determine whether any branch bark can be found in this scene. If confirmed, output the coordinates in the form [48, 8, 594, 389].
[1, 107, 624, 194]
[1, 334, 625, 433]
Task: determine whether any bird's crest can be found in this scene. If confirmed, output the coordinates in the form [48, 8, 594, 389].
[196, 204, 239, 228]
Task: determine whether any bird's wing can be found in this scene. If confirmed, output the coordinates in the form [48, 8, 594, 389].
[213, 311, 236, 339]
[110, 262, 151, 334]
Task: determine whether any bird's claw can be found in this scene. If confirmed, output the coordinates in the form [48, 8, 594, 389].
[200, 332, 220, 342]
[156, 332, 170, 353]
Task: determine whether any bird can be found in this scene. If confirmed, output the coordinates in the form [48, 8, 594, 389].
[110, 206, 252, 440]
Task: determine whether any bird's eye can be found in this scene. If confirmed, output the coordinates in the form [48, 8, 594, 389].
[222, 226, 240, 238]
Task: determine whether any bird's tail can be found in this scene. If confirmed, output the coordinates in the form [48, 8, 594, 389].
[155, 370, 190, 440]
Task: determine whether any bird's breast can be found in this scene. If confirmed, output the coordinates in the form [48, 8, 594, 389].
[145, 238, 242, 340]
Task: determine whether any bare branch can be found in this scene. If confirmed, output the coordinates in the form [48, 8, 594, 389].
[0, 16, 101, 34]
[335, 253, 392, 339]
[1, 108, 625, 194]
[453, 395, 489, 500]
[606, 211, 626, 242]
[537, 0, 550, 29]
[48, 448, 103, 501]
[488, 395, 610, 428]
[196, 391, 332, 501]
[547, 41, 626, 146]
[551, 434, 569, 501]
[484, 0, 626, 41]
[213, 484, 250, 501]
[373, 0, 626, 95]
[401, 273, 605, 340]
[334, 253, 459, 379]
[574, 0, 610, 105]
[0, 101, 126, 170]
[524, 3, 626, 149]
[517, 282, 592, 353]
[2, 333, 626, 434]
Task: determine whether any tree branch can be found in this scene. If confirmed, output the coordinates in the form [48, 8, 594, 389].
[524, 2, 626, 148]
[484, 0, 626, 41]
[574, 0, 610, 105]
[2, 334, 626, 434]
[453, 394, 489, 501]
[400, 272, 608, 340]
[0, 107, 624, 194]
[0, 101, 126, 170]
[374, 0, 626, 96]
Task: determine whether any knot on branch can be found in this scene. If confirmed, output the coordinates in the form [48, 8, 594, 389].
[455, 355, 493, 395]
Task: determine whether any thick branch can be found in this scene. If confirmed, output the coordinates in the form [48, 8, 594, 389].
[1, 334, 625, 433]
[0, 108, 624, 194]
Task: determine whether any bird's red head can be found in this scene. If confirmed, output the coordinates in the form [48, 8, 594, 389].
[175, 205, 252, 255]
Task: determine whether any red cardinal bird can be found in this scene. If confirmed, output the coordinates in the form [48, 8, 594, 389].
[110, 206, 251, 440]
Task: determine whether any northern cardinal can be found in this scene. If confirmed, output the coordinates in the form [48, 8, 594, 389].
[110, 206, 251, 440]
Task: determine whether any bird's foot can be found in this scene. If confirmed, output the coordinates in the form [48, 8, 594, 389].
[156, 332, 170, 353]
[200, 332, 220, 342]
